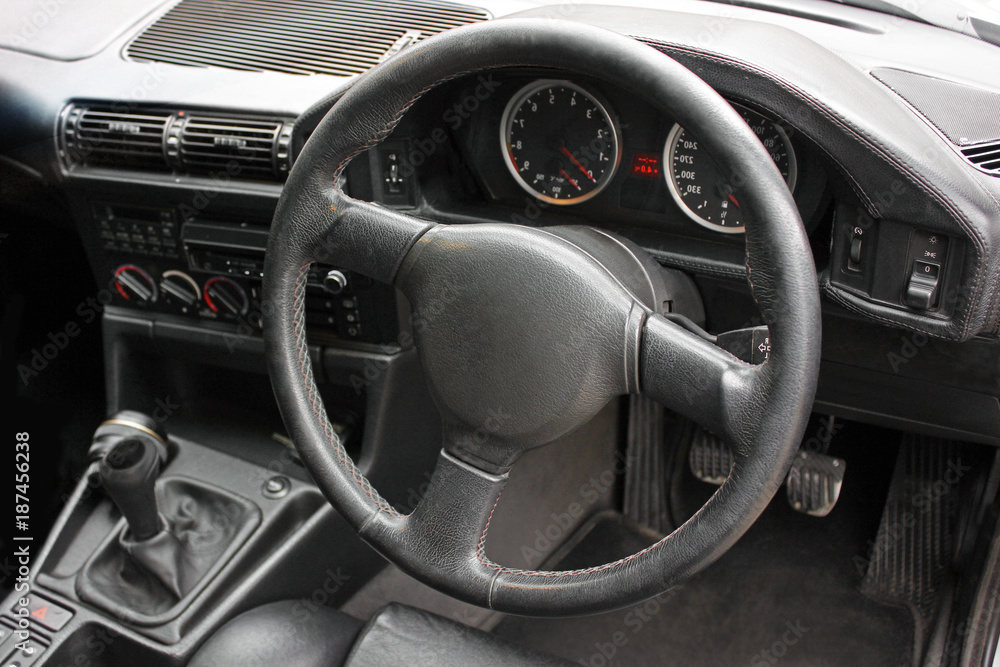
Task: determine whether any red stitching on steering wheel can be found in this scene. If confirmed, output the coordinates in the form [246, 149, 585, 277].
[293, 263, 402, 517]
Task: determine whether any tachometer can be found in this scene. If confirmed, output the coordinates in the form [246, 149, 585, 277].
[501, 80, 621, 205]
[665, 105, 797, 233]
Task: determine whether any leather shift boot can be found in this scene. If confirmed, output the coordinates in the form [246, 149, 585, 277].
[77, 477, 260, 624]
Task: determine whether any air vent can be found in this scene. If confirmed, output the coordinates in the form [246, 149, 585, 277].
[61, 104, 293, 182]
[63, 106, 170, 170]
[124, 0, 490, 76]
[961, 141, 1000, 175]
[176, 116, 290, 180]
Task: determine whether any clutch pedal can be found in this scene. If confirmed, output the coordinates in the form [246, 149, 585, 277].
[688, 428, 732, 485]
[785, 450, 846, 517]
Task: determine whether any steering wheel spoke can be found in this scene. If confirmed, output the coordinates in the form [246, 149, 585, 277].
[640, 312, 760, 450]
[303, 190, 434, 284]
[361, 450, 508, 606]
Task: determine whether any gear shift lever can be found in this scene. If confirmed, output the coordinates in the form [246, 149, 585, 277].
[78, 410, 258, 622]
[100, 438, 163, 541]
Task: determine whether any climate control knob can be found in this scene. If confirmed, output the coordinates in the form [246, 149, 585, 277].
[204, 277, 248, 318]
[114, 265, 157, 305]
[323, 270, 348, 295]
[159, 270, 200, 312]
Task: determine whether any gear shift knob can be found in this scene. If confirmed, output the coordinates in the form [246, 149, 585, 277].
[100, 438, 163, 541]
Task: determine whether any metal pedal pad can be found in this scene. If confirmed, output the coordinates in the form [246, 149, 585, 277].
[688, 428, 732, 485]
[786, 450, 846, 517]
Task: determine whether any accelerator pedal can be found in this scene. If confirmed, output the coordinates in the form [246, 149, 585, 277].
[785, 450, 846, 517]
[688, 428, 732, 485]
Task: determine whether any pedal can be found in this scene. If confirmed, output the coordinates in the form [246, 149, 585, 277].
[861, 436, 978, 632]
[785, 450, 845, 517]
[688, 428, 732, 485]
[623, 395, 670, 534]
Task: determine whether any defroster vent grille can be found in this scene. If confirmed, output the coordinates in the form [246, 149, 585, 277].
[960, 141, 1000, 175]
[125, 0, 490, 76]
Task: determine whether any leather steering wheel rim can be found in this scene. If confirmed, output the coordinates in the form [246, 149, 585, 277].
[264, 18, 821, 616]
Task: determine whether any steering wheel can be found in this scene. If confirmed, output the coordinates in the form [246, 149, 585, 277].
[264, 18, 820, 616]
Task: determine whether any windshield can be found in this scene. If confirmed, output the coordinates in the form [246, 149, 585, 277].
[828, 0, 1000, 40]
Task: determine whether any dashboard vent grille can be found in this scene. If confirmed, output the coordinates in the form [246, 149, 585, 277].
[178, 116, 285, 179]
[960, 141, 1000, 175]
[64, 106, 170, 170]
[125, 0, 490, 77]
[61, 104, 293, 182]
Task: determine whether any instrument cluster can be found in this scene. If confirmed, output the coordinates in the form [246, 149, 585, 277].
[430, 72, 827, 240]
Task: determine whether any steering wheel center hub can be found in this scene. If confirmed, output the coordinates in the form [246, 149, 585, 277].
[396, 223, 642, 472]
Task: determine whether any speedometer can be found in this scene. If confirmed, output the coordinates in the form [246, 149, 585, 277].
[501, 79, 621, 205]
[664, 105, 797, 233]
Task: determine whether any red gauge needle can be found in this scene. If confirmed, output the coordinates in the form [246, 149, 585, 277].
[559, 147, 596, 182]
[559, 169, 580, 189]
[728, 194, 740, 208]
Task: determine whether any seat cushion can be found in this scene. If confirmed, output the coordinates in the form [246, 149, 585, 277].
[188, 600, 364, 667]
[345, 603, 577, 667]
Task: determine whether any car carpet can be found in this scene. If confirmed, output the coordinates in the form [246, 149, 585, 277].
[493, 424, 916, 667]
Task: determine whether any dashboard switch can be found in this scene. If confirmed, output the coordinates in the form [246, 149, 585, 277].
[904, 260, 940, 310]
[17, 595, 73, 632]
[385, 153, 404, 195]
[323, 270, 348, 295]
[846, 226, 865, 271]
[849, 236, 863, 265]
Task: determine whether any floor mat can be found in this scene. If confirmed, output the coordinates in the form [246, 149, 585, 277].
[494, 422, 915, 667]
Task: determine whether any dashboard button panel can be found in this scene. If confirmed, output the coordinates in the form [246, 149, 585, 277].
[88, 202, 400, 346]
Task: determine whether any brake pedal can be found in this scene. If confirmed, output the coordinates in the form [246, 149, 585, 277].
[688, 428, 732, 485]
[785, 450, 845, 517]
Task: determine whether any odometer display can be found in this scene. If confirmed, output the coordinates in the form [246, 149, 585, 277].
[501, 80, 620, 205]
[665, 105, 797, 233]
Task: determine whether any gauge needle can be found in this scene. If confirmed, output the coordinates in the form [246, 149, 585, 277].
[728, 194, 740, 208]
[559, 169, 580, 189]
[559, 147, 596, 182]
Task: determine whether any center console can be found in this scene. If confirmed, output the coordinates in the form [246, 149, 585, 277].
[9, 106, 447, 664]
[1, 412, 386, 666]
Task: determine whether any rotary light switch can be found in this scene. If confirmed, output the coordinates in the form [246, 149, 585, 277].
[903, 230, 947, 311]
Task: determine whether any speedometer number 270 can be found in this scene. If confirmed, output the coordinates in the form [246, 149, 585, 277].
[665, 105, 797, 233]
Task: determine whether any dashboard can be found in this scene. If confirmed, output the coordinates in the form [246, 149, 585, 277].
[2, 0, 999, 445]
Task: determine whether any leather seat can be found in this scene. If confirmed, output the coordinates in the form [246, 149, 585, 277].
[189, 601, 575, 667]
